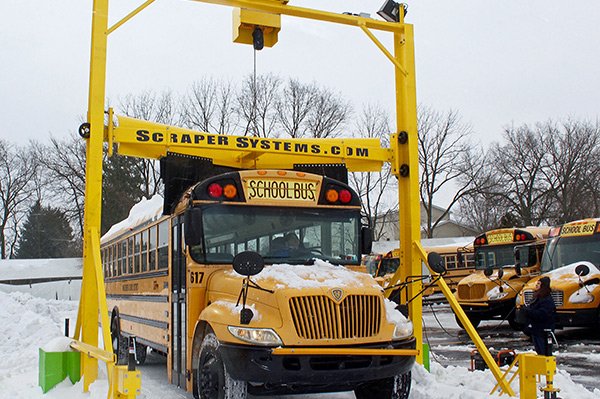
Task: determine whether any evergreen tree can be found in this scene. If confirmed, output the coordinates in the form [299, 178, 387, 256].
[16, 201, 75, 259]
[101, 153, 145, 235]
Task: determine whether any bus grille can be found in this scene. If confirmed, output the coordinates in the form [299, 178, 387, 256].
[523, 290, 564, 307]
[457, 284, 486, 300]
[289, 295, 381, 340]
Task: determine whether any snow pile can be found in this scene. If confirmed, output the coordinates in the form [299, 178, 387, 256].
[384, 298, 409, 324]
[101, 194, 164, 243]
[411, 362, 600, 399]
[0, 258, 82, 281]
[246, 259, 381, 290]
[1, 276, 599, 398]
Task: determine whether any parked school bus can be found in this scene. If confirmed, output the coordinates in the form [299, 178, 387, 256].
[101, 167, 416, 399]
[516, 218, 600, 328]
[454, 227, 549, 329]
[365, 243, 475, 298]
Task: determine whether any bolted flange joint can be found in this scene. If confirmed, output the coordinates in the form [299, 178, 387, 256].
[399, 164, 409, 177]
[398, 131, 408, 144]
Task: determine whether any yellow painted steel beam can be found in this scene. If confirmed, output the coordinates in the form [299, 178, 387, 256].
[414, 242, 515, 396]
[271, 348, 419, 356]
[108, 115, 393, 171]
[79, 0, 110, 391]
[388, 13, 423, 365]
[71, 340, 116, 364]
[107, 0, 156, 35]
[190, 0, 405, 33]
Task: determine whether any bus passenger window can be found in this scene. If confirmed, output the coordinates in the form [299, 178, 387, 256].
[149, 225, 157, 271]
[158, 221, 169, 270]
[134, 234, 141, 273]
[141, 230, 148, 272]
[128, 237, 134, 274]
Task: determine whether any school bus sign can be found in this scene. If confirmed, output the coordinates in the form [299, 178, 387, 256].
[110, 114, 392, 172]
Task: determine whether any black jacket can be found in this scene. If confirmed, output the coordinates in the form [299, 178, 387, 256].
[524, 295, 556, 336]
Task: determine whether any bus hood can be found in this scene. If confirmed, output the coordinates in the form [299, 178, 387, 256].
[524, 261, 600, 290]
[228, 258, 383, 293]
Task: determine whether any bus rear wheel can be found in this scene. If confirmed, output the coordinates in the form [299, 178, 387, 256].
[197, 332, 247, 399]
[110, 314, 128, 365]
[354, 371, 411, 399]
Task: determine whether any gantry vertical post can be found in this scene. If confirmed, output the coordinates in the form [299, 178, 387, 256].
[78, 0, 110, 391]
[392, 15, 422, 364]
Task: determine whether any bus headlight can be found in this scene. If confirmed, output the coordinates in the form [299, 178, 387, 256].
[392, 320, 413, 340]
[228, 326, 283, 346]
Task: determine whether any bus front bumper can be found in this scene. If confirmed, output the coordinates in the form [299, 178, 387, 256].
[556, 308, 598, 328]
[218, 338, 416, 393]
[459, 300, 515, 320]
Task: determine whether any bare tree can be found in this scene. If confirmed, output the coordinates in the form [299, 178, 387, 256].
[0, 140, 38, 258]
[541, 119, 600, 223]
[236, 73, 281, 137]
[276, 78, 316, 138]
[180, 77, 238, 136]
[487, 124, 553, 226]
[118, 90, 176, 197]
[36, 135, 87, 239]
[349, 104, 395, 240]
[418, 106, 484, 238]
[305, 86, 351, 138]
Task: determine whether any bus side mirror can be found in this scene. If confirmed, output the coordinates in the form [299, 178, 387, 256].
[575, 264, 590, 277]
[427, 252, 446, 274]
[457, 252, 464, 268]
[360, 227, 373, 255]
[184, 208, 202, 246]
[514, 247, 522, 276]
[484, 267, 493, 277]
[232, 251, 265, 277]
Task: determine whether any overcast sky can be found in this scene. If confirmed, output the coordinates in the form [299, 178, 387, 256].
[1, 0, 599, 148]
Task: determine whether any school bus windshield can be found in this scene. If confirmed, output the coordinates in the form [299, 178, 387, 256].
[475, 245, 515, 270]
[190, 204, 361, 265]
[541, 235, 600, 273]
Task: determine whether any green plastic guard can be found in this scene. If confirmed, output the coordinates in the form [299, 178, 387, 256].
[39, 349, 81, 393]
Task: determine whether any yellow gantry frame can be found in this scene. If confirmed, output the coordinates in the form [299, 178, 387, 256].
[79, 0, 513, 397]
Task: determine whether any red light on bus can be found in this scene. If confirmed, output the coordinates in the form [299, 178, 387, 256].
[208, 183, 223, 198]
[339, 189, 352, 204]
[326, 189, 339, 203]
[223, 184, 237, 199]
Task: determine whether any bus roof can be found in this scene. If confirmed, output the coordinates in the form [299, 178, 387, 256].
[100, 194, 165, 244]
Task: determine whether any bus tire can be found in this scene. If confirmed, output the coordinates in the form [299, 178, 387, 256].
[354, 371, 411, 399]
[110, 311, 128, 365]
[455, 314, 480, 329]
[197, 331, 247, 399]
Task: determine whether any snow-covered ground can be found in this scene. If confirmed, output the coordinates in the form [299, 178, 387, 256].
[1, 265, 600, 398]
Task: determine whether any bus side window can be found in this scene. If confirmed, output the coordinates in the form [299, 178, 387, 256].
[141, 230, 148, 272]
[120, 241, 126, 275]
[158, 220, 169, 270]
[134, 234, 141, 274]
[128, 237, 134, 274]
[149, 225, 157, 271]
[445, 255, 457, 269]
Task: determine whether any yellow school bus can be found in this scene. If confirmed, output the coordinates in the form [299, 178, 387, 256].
[365, 243, 475, 298]
[454, 227, 549, 329]
[101, 169, 416, 398]
[516, 218, 600, 328]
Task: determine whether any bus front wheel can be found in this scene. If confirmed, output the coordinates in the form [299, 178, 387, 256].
[197, 331, 247, 399]
[354, 371, 411, 399]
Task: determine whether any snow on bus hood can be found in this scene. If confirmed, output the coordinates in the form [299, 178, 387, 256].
[229, 259, 382, 291]
[545, 261, 599, 282]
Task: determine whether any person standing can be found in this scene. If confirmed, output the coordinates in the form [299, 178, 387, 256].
[523, 276, 556, 355]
